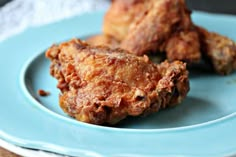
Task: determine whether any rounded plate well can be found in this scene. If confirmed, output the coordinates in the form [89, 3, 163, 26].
[22, 50, 236, 129]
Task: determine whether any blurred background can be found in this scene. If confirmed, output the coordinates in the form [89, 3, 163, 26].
[0, 0, 236, 42]
[1, 0, 236, 14]
[0, 0, 9, 6]
[186, 0, 236, 14]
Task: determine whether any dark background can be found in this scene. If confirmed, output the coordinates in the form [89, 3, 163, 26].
[186, 0, 236, 14]
[0, 0, 9, 6]
[1, 0, 236, 14]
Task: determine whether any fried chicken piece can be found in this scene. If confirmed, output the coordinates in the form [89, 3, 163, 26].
[101, 0, 236, 74]
[103, 0, 201, 62]
[103, 0, 150, 42]
[46, 39, 189, 125]
[196, 26, 236, 75]
[120, 0, 192, 56]
[164, 30, 201, 63]
[86, 34, 119, 48]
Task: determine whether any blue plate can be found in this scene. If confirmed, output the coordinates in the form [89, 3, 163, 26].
[0, 11, 236, 156]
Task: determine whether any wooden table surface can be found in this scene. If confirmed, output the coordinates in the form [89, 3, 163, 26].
[0, 147, 21, 157]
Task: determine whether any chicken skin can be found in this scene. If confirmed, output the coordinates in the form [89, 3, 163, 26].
[46, 39, 189, 125]
[88, 0, 202, 62]
[101, 0, 200, 61]
[119, 0, 194, 56]
[87, 0, 236, 75]
[86, 34, 119, 49]
[196, 26, 236, 75]
[164, 30, 201, 63]
[103, 0, 150, 42]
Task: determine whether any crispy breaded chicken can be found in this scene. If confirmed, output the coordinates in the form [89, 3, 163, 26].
[164, 30, 201, 63]
[103, 0, 150, 42]
[46, 39, 189, 125]
[119, 0, 192, 56]
[92, 0, 236, 75]
[86, 34, 119, 49]
[196, 26, 236, 75]
[90, 0, 201, 62]
[103, 0, 200, 61]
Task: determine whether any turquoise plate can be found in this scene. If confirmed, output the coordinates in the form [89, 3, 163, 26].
[0, 11, 236, 157]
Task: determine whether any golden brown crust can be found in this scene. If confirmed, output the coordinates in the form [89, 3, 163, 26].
[196, 26, 236, 75]
[103, 0, 195, 56]
[120, 0, 191, 55]
[86, 34, 119, 48]
[103, 0, 149, 41]
[46, 39, 189, 125]
[102, 0, 201, 63]
[101, 0, 236, 75]
[165, 30, 201, 63]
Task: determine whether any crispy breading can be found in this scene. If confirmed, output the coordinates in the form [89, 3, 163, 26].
[86, 34, 119, 48]
[46, 39, 189, 125]
[100, 0, 236, 75]
[165, 30, 201, 63]
[119, 0, 192, 55]
[196, 26, 236, 75]
[103, 0, 150, 41]
[102, 0, 202, 62]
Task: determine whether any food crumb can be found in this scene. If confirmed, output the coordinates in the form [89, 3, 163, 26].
[38, 89, 50, 96]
